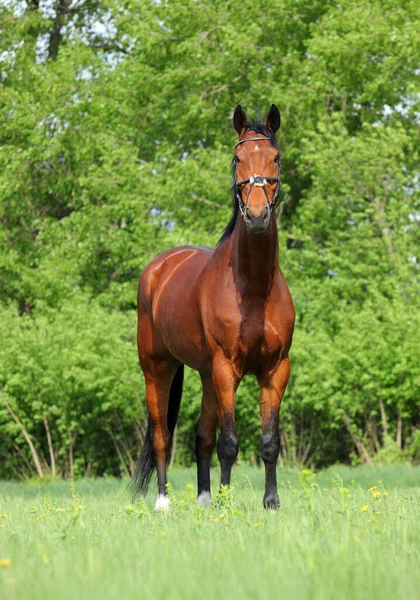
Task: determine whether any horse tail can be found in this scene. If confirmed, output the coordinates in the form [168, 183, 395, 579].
[167, 364, 184, 437]
[131, 364, 184, 499]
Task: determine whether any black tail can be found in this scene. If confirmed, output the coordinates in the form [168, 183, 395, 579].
[131, 364, 184, 499]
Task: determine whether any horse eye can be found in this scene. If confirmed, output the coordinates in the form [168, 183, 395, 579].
[274, 155, 280, 163]
[233, 156, 240, 165]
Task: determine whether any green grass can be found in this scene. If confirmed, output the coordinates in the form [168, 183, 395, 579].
[0, 465, 419, 600]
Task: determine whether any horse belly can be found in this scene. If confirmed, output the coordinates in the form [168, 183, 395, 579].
[147, 251, 212, 371]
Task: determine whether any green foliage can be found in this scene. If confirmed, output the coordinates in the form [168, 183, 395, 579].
[0, 0, 419, 478]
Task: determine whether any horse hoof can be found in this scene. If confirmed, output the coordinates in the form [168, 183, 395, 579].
[197, 491, 212, 507]
[154, 494, 170, 513]
[263, 495, 280, 510]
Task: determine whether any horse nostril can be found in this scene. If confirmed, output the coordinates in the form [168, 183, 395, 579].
[261, 206, 269, 220]
[245, 207, 252, 221]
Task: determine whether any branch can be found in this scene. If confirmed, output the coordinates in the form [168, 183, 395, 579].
[2, 433, 35, 477]
[190, 192, 222, 209]
[107, 429, 130, 478]
[92, 42, 132, 56]
[342, 411, 373, 466]
[1, 393, 44, 478]
[199, 74, 244, 102]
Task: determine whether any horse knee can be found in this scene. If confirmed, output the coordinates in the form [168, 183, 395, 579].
[217, 432, 239, 464]
[195, 430, 216, 459]
[260, 428, 280, 464]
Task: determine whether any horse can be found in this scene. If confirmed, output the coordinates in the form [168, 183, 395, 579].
[133, 104, 295, 511]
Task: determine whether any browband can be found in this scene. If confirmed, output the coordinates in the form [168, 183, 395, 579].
[235, 136, 272, 148]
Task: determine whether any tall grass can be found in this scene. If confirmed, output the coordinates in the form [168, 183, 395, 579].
[0, 465, 419, 600]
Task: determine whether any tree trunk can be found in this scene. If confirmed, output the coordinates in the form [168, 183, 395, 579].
[378, 397, 388, 438]
[396, 409, 402, 448]
[48, 0, 71, 61]
[68, 432, 75, 481]
[43, 414, 56, 477]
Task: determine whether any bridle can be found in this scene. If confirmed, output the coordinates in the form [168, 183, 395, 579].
[233, 136, 281, 216]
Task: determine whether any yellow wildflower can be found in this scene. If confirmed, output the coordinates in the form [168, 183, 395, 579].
[373, 492, 381, 499]
[360, 505, 369, 512]
[219, 513, 226, 520]
[375, 511, 381, 515]
[0, 514, 7, 518]
[368, 486, 377, 493]
[36, 514, 45, 521]
[383, 492, 389, 498]
[77, 506, 83, 511]
[0, 559, 11, 567]
[179, 500, 186, 505]
[254, 521, 265, 528]
[185, 484, 194, 491]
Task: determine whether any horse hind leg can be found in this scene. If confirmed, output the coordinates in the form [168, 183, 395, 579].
[134, 358, 183, 512]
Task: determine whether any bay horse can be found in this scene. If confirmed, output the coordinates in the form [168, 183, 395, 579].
[133, 104, 295, 511]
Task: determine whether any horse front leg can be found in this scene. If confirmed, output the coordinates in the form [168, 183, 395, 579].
[258, 356, 290, 509]
[212, 355, 239, 489]
[195, 374, 218, 506]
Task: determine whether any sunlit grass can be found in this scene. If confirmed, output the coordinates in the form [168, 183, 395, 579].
[0, 465, 419, 599]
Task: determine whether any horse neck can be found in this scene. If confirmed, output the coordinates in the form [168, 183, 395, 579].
[230, 211, 279, 296]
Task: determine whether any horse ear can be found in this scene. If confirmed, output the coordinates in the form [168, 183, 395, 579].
[266, 104, 281, 132]
[233, 105, 248, 135]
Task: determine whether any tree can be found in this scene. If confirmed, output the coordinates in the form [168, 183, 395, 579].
[0, 0, 418, 477]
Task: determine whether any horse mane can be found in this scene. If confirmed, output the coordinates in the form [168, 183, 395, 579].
[217, 121, 279, 246]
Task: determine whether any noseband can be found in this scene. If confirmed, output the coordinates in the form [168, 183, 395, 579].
[233, 137, 281, 216]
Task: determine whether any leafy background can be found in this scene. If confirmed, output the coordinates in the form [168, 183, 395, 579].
[0, 0, 419, 479]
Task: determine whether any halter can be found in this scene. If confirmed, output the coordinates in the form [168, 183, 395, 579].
[233, 137, 281, 216]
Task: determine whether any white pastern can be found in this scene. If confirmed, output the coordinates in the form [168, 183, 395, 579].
[197, 491, 212, 507]
[154, 494, 170, 513]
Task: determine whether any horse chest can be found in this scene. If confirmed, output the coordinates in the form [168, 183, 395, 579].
[211, 298, 286, 376]
[237, 318, 284, 373]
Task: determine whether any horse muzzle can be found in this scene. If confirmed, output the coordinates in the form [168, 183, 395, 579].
[243, 205, 270, 232]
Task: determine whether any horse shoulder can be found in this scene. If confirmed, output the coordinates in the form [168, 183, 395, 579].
[264, 276, 295, 349]
[198, 265, 242, 358]
[139, 246, 212, 312]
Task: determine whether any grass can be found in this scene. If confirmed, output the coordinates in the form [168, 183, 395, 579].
[0, 465, 419, 600]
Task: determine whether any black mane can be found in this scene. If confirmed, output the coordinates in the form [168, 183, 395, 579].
[217, 122, 279, 246]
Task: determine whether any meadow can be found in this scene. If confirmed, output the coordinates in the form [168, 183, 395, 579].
[0, 465, 419, 600]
